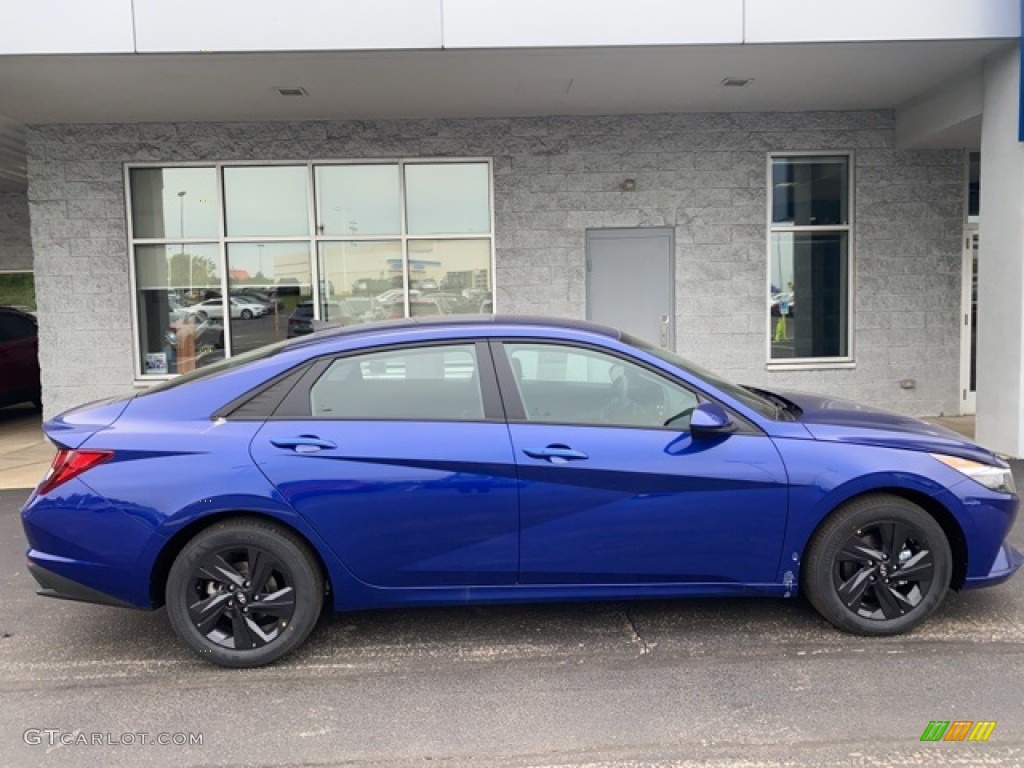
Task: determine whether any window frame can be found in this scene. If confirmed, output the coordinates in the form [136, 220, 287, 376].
[124, 158, 497, 383]
[765, 151, 855, 370]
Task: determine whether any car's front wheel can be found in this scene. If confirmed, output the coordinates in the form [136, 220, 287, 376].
[240, 308, 253, 320]
[166, 518, 324, 668]
[803, 494, 952, 636]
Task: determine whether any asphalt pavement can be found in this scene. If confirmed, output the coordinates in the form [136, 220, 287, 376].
[1, 473, 1023, 768]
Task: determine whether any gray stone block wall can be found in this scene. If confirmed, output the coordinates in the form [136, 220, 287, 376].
[0, 191, 32, 271]
[26, 111, 964, 418]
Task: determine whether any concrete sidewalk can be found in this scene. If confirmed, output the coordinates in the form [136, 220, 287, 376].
[0, 405, 51, 490]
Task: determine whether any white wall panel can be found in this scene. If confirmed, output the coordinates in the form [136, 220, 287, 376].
[0, 0, 134, 54]
[443, 0, 743, 48]
[133, 0, 442, 53]
[746, 0, 1019, 43]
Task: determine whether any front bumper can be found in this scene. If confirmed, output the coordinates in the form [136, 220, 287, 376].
[27, 559, 138, 609]
[962, 542, 1024, 590]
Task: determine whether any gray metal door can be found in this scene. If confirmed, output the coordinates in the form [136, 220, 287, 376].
[586, 228, 674, 348]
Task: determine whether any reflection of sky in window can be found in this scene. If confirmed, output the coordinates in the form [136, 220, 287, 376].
[770, 233, 795, 289]
[224, 167, 310, 237]
[133, 168, 219, 239]
[405, 164, 490, 234]
[316, 166, 401, 235]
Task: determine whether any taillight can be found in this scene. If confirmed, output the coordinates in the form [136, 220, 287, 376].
[37, 448, 114, 496]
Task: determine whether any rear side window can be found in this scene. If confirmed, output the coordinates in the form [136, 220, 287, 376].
[309, 344, 484, 420]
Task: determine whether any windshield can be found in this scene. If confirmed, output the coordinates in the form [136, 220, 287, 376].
[624, 333, 781, 419]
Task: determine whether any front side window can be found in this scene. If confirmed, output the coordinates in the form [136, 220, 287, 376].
[769, 155, 851, 362]
[504, 343, 699, 429]
[310, 344, 484, 421]
[127, 160, 495, 379]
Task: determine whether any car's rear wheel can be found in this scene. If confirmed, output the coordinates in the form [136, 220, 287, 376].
[803, 494, 952, 636]
[166, 519, 323, 668]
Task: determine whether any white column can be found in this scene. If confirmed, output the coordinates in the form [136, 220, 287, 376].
[977, 43, 1024, 456]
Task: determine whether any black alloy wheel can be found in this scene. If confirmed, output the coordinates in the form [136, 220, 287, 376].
[833, 521, 934, 620]
[804, 494, 952, 636]
[187, 546, 296, 649]
[166, 519, 323, 667]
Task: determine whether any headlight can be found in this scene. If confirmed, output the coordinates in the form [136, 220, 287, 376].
[931, 453, 1017, 495]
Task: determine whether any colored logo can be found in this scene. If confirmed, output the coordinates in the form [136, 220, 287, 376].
[920, 721, 996, 742]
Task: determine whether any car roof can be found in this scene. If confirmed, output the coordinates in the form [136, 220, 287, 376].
[288, 314, 621, 349]
[0, 305, 35, 318]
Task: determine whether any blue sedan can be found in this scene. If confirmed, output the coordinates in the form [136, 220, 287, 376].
[21, 317, 1022, 667]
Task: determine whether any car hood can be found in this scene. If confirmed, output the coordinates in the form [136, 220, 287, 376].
[774, 389, 1002, 465]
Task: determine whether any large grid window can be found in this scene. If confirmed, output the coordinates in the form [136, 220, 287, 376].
[768, 154, 852, 363]
[127, 160, 495, 378]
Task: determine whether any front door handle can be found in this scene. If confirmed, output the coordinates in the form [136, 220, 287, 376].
[522, 444, 589, 463]
[270, 435, 337, 453]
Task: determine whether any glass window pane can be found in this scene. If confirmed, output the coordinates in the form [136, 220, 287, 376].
[771, 157, 848, 226]
[968, 151, 981, 220]
[0, 272, 35, 312]
[130, 168, 219, 239]
[769, 232, 849, 359]
[408, 239, 492, 316]
[135, 243, 222, 375]
[227, 242, 312, 355]
[310, 344, 484, 420]
[224, 166, 309, 237]
[315, 165, 401, 236]
[504, 343, 698, 429]
[318, 240, 404, 326]
[405, 163, 491, 234]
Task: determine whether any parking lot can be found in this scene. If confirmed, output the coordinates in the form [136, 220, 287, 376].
[2, 476, 1023, 767]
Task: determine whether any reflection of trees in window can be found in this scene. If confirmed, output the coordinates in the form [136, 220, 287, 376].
[168, 252, 218, 288]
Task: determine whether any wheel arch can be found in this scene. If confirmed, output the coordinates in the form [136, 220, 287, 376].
[803, 487, 968, 590]
[149, 510, 333, 607]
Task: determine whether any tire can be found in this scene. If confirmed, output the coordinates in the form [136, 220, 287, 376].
[803, 494, 952, 636]
[166, 518, 324, 668]
[196, 310, 209, 322]
[240, 309, 253, 320]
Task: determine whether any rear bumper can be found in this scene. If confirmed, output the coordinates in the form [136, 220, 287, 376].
[962, 542, 1024, 590]
[27, 559, 139, 609]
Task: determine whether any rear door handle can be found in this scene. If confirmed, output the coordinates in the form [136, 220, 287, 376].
[522, 444, 589, 463]
[270, 436, 337, 453]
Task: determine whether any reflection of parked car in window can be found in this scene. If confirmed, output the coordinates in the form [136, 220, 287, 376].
[339, 296, 377, 322]
[186, 297, 267, 321]
[0, 306, 41, 410]
[231, 289, 282, 312]
[287, 301, 358, 338]
[168, 313, 224, 355]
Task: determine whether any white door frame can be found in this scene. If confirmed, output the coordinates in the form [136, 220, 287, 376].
[959, 229, 978, 415]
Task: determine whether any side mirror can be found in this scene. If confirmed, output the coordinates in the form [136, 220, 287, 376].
[690, 402, 734, 437]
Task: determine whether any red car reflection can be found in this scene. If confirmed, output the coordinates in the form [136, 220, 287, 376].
[0, 306, 41, 410]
